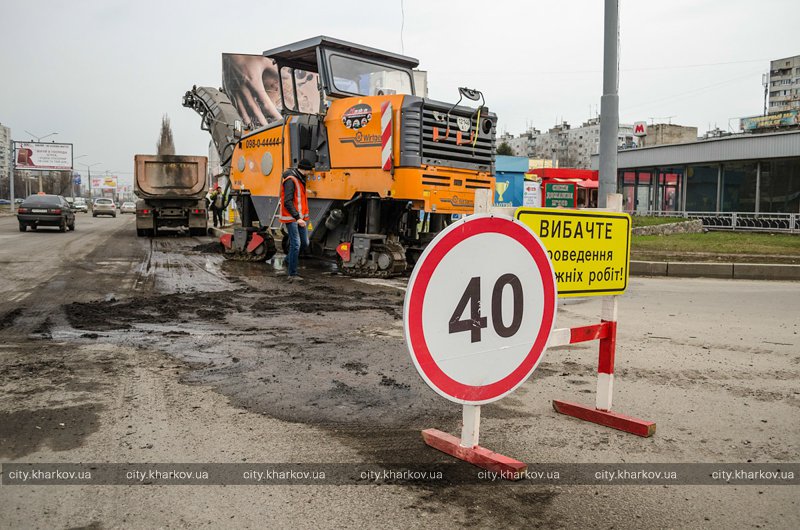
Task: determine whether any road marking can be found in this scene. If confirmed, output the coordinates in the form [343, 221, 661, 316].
[9, 292, 30, 302]
[353, 278, 408, 292]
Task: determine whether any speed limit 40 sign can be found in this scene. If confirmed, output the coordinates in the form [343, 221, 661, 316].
[404, 214, 557, 405]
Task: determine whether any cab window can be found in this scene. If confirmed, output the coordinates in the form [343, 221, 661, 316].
[328, 54, 413, 97]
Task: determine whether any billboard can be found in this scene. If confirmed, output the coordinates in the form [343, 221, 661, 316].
[92, 176, 118, 189]
[14, 142, 73, 171]
[740, 110, 800, 131]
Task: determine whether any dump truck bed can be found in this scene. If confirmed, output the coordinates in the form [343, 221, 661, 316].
[134, 155, 208, 200]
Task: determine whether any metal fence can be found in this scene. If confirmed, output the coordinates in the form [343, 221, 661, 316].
[639, 211, 800, 234]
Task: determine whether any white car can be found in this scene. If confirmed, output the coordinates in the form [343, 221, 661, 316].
[120, 202, 136, 214]
[93, 198, 116, 217]
[73, 198, 89, 213]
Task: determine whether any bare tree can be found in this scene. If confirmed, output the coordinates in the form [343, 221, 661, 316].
[157, 114, 175, 155]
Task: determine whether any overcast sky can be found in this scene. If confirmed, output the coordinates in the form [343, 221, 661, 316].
[2, 0, 798, 184]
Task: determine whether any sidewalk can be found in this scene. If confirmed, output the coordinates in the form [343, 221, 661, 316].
[631, 260, 800, 281]
[206, 226, 800, 281]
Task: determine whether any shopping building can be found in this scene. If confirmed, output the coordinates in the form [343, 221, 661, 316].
[590, 130, 800, 217]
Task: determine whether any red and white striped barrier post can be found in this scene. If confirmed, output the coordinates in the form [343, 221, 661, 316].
[596, 296, 617, 411]
[547, 296, 655, 437]
[380, 101, 393, 172]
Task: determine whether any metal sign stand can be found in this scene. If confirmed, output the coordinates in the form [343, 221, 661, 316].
[422, 405, 527, 480]
[408, 213, 557, 481]
[548, 293, 655, 437]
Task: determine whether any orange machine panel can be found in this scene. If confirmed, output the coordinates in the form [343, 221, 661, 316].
[230, 123, 288, 198]
[326, 95, 404, 169]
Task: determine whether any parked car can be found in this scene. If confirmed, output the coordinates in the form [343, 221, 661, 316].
[17, 194, 76, 232]
[73, 198, 89, 213]
[93, 198, 116, 217]
[120, 201, 136, 214]
[0, 199, 10, 205]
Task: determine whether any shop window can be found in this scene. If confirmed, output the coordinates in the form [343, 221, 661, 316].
[760, 159, 800, 213]
[686, 165, 718, 212]
[721, 162, 757, 212]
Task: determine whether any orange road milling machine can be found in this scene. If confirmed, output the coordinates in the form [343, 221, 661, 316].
[184, 36, 497, 276]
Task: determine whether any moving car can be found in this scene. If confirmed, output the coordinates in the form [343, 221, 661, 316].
[17, 194, 76, 232]
[93, 198, 116, 217]
[120, 201, 136, 214]
[73, 197, 89, 213]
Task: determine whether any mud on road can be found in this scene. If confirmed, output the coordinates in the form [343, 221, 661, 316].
[1, 226, 798, 528]
[63, 267, 454, 432]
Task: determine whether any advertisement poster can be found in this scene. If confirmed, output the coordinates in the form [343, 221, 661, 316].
[14, 142, 73, 171]
[740, 110, 800, 131]
[92, 176, 118, 189]
[222, 53, 319, 129]
[523, 180, 541, 207]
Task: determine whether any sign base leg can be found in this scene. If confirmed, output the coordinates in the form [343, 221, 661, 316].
[421, 429, 527, 480]
[552, 400, 656, 437]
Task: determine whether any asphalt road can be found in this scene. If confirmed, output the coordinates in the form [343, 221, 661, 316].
[0, 213, 798, 529]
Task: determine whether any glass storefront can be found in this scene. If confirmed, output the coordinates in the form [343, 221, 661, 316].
[620, 171, 636, 212]
[721, 162, 757, 212]
[619, 170, 654, 213]
[617, 156, 799, 214]
[656, 168, 683, 212]
[760, 158, 800, 213]
[685, 165, 718, 212]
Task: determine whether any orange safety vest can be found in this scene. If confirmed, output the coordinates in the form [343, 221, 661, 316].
[279, 173, 309, 223]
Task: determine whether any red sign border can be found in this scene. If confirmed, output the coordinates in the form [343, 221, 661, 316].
[405, 215, 556, 404]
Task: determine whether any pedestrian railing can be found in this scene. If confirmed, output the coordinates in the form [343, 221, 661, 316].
[635, 211, 799, 234]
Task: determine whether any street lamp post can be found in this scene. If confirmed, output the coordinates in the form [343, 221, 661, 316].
[77, 162, 101, 201]
[24, 131, 58, 142]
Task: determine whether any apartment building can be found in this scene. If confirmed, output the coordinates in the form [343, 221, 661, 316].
[767, 54, 800, 112]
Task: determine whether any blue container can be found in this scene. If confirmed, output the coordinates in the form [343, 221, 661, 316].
[494, 155, 528, 207]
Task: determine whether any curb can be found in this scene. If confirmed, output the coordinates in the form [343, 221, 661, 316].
[631, 260, 800, 281]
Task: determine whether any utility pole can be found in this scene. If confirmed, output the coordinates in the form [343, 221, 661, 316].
[598, 0, 619, 208]
[8, 138, 14, 211]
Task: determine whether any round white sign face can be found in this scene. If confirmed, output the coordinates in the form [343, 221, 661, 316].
[404, 214, 557, 405]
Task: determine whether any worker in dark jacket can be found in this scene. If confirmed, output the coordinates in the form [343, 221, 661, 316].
[280, 159, 313, 281]
[209, 185, 225, 228]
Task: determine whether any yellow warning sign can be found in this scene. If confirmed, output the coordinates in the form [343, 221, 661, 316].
[515, 208, 631, 297]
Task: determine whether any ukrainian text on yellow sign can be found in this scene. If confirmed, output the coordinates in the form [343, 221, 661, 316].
[515, 208, 631, 297]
